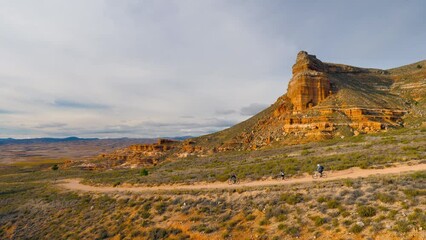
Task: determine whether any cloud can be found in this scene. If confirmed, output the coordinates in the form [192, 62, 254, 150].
[34, 122, 67, 129]
[180, 115, 194, 119]
[215, 109, 236, 115]
[0, 109, 15, 114]
[240, 103, 269, 116]
[53, 99, 110, 109]
[0, 1, 425, 138]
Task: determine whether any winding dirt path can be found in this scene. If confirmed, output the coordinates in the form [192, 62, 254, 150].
[59, 163, 426, 193]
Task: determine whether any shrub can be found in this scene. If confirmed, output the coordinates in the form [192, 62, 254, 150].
[350, 224, 364, 233]
[285, 226, 300, 237]
[51, 164, 59, 171]
[97, 229, 109, 239]
[326, 199, 340, 209]
[417, 64, 422, 69]
[393, 220, 411, 233]
[141, 211, 151, 219]
[343, 179, 354, 187]
[357, 206, 377, 217]
[155, 202, 167, 214]
[404, 188, 426, 197]
[311, 216, 327, 226]
[246, 214, 256, 221]
[317, 196, 329, 203]
[410, 171, 426, 180]
[259, 218, 270, 226]
[140, 168, 149, 176]
[376, 193, 395, 203]
[149, 228, 169, 240]
[280, 193, 304, 205]
[190, 224, 218, 233]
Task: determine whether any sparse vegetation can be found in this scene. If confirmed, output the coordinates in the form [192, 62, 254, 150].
[1, 164, 424, 239]
[0, 126, 425, 240]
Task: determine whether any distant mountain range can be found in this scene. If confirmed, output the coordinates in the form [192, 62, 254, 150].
[0, 136, 193, 146]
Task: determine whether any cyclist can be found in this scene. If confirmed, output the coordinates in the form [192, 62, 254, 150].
[280, 170, 285, 180]
[316, 164, 324, 177]
[230, 173, 237, 184]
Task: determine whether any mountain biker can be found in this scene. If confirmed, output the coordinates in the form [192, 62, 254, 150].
[230, 173, 237, 184]
[317, 164, 324, 177]
[280, 170, 285, 180]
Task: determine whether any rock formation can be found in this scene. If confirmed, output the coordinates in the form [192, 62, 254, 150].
[94, 51, 425, 168]
[287, 51, 331, 112]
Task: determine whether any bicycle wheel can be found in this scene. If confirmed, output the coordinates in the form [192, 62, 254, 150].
[312, 172, 319, 179]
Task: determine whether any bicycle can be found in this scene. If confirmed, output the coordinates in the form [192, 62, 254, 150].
[227, 177, 240, 185]
[277, 174, 289, 181]
[312, 171, 327, 179]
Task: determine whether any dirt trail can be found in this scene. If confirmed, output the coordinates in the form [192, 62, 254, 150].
[59, 163, 426, 193]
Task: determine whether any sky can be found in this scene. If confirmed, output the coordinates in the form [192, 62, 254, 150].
[0, 0, 425, 138]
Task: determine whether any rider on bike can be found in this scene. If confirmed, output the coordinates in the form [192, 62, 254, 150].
[230, 173, 237, 184]
[280, 170, 285, 180]
[317, 164, 324, 177]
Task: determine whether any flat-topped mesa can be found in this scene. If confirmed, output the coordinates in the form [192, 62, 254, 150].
[287, 51, 331, 112]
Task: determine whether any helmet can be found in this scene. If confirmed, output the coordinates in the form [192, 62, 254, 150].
[317, 164, 320, 167]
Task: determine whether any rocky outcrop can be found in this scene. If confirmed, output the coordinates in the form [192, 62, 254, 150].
[96, 139, 179, 168]
[207, 51, 417, 151]
[287, 51, 331, 112]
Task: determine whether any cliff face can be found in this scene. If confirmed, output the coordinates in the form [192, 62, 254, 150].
[287, 51, 331, 112]
[95, 51, 426, 168]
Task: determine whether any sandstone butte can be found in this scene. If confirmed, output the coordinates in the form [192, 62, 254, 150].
[93, 51, 426, 168]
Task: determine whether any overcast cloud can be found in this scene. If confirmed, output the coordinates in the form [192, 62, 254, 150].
[0, 0, 425, 138]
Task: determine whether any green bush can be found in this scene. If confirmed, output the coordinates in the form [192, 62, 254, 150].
[285, 226, 301, 237]
[357, 206, 376, 217]
[326, 199, 340, 209]
[280, 193, 304, 205]
[140, 168, 149, 176]
[51, 164, 59, 171]
[404, 188, 426, 197]
[350, 224, 364, 233]
[141, 211, 151, 219]
[149, 228, 169, 239]
[317, 196, 329, 203]
[259, 218, 270, 226]
[376, 193, 395, 203]
[311, 216, 327, 226]
[155, 202, 167, 214]
[393, 220, 411, 233]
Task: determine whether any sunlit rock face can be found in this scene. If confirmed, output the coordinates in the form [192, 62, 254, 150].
[287, 51, 331, 112]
